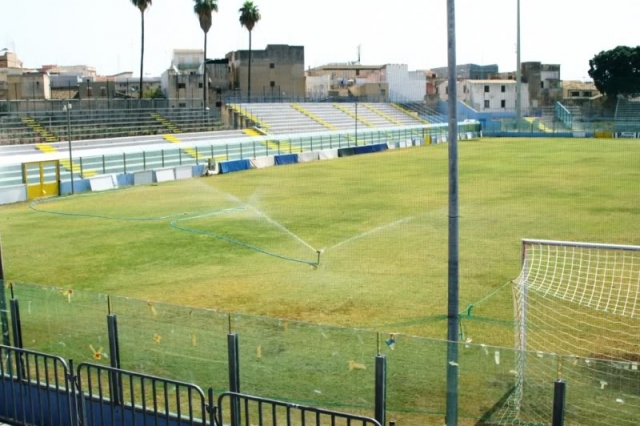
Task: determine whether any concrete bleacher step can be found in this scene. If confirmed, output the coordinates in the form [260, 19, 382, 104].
[242, 127, 302, 153]
[21, 116, 59, 142]
[229, 104, 271, 129]
[391, 103, 430, 124]
[290, 103, 337, 130]
[162, 134, 203, 160]
[363, 104, 404, 126]
[60, 159, 97, 177]
[31, 142, 97, 177]
[332, 103, 375, 127]
[150, 112, 181, 133]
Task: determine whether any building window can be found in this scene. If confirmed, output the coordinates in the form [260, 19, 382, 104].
[178, 83, 186, 89]
[270, 63, 275, 69]
[270, 81, 275, 88]
[178, 102, 186, 108]
[501, 100, 506, 108]
[484, 85, 490, 93]
[541, 81, 544, 89]
[571, 91, 580, 97]
[582, 91, 591, 97]
[463, 85, 468, 93]
[484, 100, 490, 108]
[501, 85, 506, 93]
[356, 69, 360, 76]
[101, 87, 106, 97]
[445, 86, 448, 95]
[198, 83, 203, 88]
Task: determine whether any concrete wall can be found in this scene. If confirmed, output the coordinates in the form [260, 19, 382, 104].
[439, 80, 529, 113]
[348, 82, 389, 101]
[306, 75, 331, 99]
[227, 45, 305, 99]
[20, 73, 51, 100]
[163, 71, 204, 108]
[385, 64, 425, 102]
[467, 81, 530, 112]
[0, 185, 27, 204]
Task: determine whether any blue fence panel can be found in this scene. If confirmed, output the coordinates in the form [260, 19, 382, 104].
[353, 143, 388, 155]
[274, 153, 298, 165]
[219, 159, 251, 174]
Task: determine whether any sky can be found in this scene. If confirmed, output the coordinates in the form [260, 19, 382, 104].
[3, 0, 639, 81]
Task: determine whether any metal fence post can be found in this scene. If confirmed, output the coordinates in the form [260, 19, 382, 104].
[0, 237, 9, 346]
[228, 332, 241, 426]
[375, 354, 387, 426]
[107, 307, 122, 405]
[67, 359, 84, 426]
[207, 388, 216, 426]
[552, 380, 566, 426]
[10, 298, 22, 349]
[10, 298, 26, 380]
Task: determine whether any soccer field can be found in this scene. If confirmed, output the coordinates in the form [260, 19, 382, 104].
[1, 137, 638, 345]
[1, 136, 639, 423]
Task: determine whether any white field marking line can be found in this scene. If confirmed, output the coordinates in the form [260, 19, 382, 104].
[204, 183, 317, 253]
[327, 217, 412, 252]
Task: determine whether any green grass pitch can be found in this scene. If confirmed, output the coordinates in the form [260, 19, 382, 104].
[1, 137, 639, 345]
[1, 136, 639, 423]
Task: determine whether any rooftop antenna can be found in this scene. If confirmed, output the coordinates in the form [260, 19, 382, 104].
[357, 45, 361, 65]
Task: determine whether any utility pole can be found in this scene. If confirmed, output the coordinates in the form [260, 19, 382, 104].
[516, 0, 522, 126]
[445, 0, 460, 424]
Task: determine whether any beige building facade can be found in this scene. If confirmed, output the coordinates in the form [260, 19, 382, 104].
[226, 44, 305, 100]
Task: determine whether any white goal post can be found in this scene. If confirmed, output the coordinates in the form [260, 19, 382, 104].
[507, 238, 640, 425]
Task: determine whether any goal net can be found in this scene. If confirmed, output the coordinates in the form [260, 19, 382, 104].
[499, 239, 640, 425]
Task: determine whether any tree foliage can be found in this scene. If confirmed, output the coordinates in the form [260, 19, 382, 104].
[588, 46, 640, 98]
[130, 0, 152, 13]
[142, 86, 164, 99]
[193, 0, 218, 34]
[239, 1, 261, 32]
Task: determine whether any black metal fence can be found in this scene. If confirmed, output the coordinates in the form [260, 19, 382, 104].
[0, 345, 77, 426]
[216, 392, 382, 426]
[0, 285, 570, 426]
[0, 342, 386, 426]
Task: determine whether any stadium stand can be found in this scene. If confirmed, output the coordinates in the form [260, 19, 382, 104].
[229, 102, 427, 135]
[0, 108, 224, 145]
[614, 98, 640, 134]
[393, 101, 445, 123]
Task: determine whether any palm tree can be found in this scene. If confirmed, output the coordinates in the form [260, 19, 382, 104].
[193, 0, 218, 109]
[130, 0, 153, 100]
[239, 1, 261, 102]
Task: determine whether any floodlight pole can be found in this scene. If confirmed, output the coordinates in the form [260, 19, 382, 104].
[445, 0, 460, 424]
[516, 0, 522, 126]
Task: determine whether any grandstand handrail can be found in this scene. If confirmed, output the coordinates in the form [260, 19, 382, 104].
[389, 93, 445, 122]
[554, 101, 573, 129]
